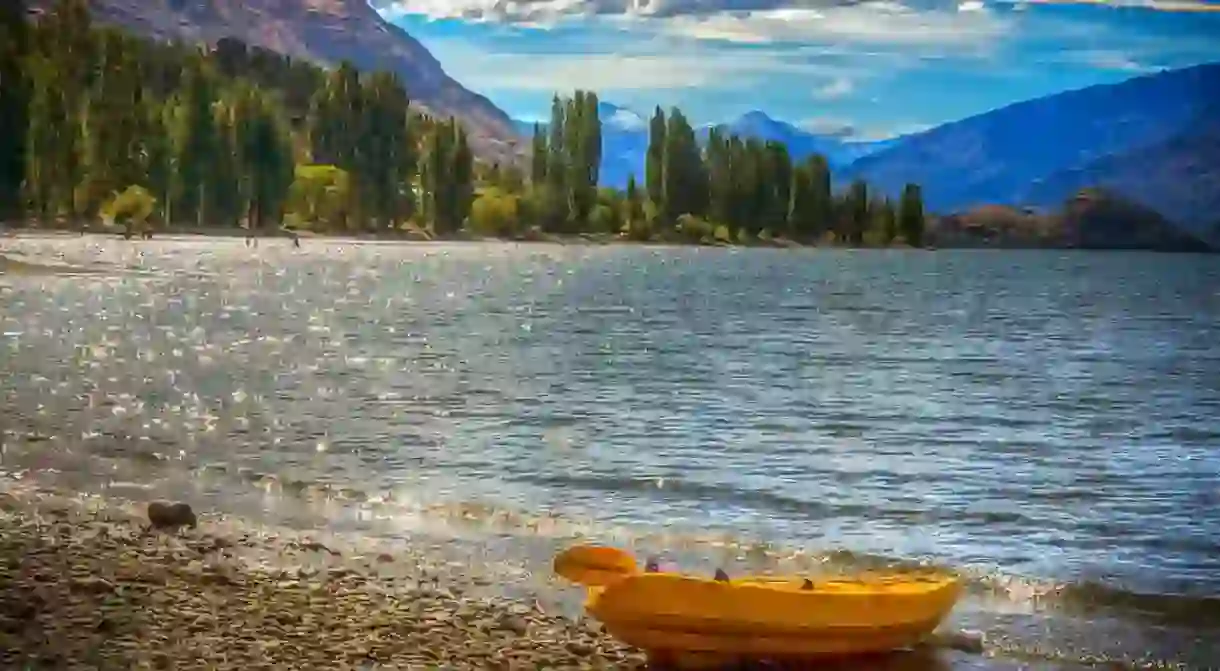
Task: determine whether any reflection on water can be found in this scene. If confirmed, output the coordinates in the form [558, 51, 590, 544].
[2, 235, 1219, 669]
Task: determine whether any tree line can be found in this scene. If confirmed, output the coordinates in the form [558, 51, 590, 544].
[0, 0, 925, 246]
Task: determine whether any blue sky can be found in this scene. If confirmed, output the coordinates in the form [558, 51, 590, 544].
[376, 0, 1220, 139]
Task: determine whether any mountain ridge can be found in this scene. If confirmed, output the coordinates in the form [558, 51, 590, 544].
[843, 61, 1220, 230]
[1019, 104, 1220, 237]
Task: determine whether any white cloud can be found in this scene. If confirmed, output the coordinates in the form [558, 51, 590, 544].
[376, 0, 1220, 30]
[1073, 49, 1158, 72]
[427, 41, 853, 94]
[812, 76, 854, 99]
[797, 117, 857, 136]
[797, 117, 932, 140]
[1011, 0, 1220, 10]
[378, 0, 1018, 32]
[655, 4, 1011, 47]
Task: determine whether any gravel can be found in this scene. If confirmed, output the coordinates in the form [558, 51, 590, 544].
[0, 486, 646, 670]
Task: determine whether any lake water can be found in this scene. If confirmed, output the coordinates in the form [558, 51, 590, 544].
[2, 235, 1219, 669]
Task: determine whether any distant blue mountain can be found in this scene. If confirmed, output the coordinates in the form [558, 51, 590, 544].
[703, 110, 898, 168]
[842, 61, 1220, 229]
[1020, 100, 1220, 236]
[515, 104, 902, 189]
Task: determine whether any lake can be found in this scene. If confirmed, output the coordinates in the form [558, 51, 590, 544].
[2, 235, 1218, 669]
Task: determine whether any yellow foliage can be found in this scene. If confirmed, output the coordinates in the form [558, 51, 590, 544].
[676, 214, 714, 243]
[468, 187, 522, 237]
[286, 165, 353, 230]
[100, 185, 156, 226]
[588, 204, 617, 234]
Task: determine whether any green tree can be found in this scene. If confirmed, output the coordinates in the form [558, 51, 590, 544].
[545, 95, 566, 221]
[356, 71, 413, 229]
[645, 106, 665, 212]
[898, 183, 926, 247]
[0, 0, 29, 221]
[0, 6, 932, 249]
[761, 140, 791, 236]
[419, 119, 472, 234]
[841, 179, 869, 245]
[172, 54, 222, 226]
[451, 122, 474, 229]
[42, 0, 93, 216]
[308, 61, 362, 169]
[143, 102, 175, 224]
[562, 90, 601, 228]
[231, 86, 295, 231]
[529, 122, 547, 185]
[866, 196, 897, 247]
[623, 174, 641, 230]
[661, 107, 706, 223]
[80, 28, 149, 215]
[705, 128, 732, 230]
[419, 119, 450, 233]
[23, 0, 94, 220]
[807, 155, 832, 239]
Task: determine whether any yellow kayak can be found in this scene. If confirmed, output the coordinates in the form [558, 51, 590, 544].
[555, 545, 962, 661]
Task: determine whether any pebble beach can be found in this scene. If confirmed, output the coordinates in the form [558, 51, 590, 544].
[0, 483, 647, 670]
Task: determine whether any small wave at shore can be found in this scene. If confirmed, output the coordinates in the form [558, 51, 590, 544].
[0, 253, 108, 277]
[6, 443, 1215, 636]
[1, 472, 1212, 671]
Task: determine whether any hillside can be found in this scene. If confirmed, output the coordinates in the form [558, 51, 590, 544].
[845, 63, 1220, 218]
[930, 190, 1214, 253]
[41, 0, 525, 164]
[1020, 107, 1220, 236]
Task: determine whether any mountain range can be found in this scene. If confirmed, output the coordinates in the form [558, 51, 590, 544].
[514, 104, 902, 190]
[36, 0, 1220, 240]
[511, 64, 1217, 238]
[842, 62, 1220, 237]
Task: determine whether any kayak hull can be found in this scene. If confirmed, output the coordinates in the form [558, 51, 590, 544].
[584, 572, 961, 660]
[606, 615, 948, 655]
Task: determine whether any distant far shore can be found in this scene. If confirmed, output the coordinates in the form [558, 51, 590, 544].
[2, 219, 1214, 255]
[0, 220, 834, 250]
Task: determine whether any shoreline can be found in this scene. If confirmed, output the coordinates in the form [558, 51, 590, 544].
[0, 480, 992, 670]
[4, 225, 1214, 255]
[2, 223, 807, 250]
[0, 481, 647, 670]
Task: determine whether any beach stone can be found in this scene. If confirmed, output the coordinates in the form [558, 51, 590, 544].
[69, 576, 115, 594]
[936, 629, 986, 654]
[566, 641, 595, 656]
[146, 501, 197, 531]
[498, 614, 530, 635]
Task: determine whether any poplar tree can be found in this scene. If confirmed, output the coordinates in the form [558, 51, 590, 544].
[645, 106, 666, 213]
[0, 0, 29, 220]
[899, 183, 926, 247]
[530, 123, 547, 185]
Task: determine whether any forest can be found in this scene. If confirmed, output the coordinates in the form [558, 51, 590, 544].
[0, 0, 926, 246]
